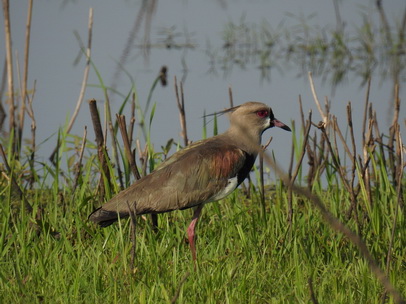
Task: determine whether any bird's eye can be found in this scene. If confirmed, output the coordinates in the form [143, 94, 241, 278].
[256, 110, 269, 118]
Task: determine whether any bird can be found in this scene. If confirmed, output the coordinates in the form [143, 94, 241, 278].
[89, 101, 291, 261]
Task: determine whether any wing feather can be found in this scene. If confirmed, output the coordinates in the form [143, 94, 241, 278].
[89, 137, 253, 226]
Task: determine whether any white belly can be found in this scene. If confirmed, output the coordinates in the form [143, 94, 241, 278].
[210, 176, 239, 201]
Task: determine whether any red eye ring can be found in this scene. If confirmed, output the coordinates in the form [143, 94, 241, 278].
[256, 110, 269, 118]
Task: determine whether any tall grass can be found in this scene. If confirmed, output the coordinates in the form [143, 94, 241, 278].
[1, 73, 405, 303]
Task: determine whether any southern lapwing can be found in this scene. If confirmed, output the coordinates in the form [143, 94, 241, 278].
[89, 101, 291, 261]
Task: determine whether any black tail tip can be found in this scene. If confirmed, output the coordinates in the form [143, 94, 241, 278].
[88, 208, 121, 228]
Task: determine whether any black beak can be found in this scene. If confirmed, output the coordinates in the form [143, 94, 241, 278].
[272, 119, 291, 132]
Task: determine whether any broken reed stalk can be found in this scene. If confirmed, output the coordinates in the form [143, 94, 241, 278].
[50, 8, 93, 163]
[228, 85, 234, 108]
[2, 0, 16, 152]
[136, 139, 149, 177]
[174, 76, 189, 147]
[17, 0, 33, 155]
[144, 66, 167, 116]
[117, 114, 141, 180]
[89, 99, 111, 201]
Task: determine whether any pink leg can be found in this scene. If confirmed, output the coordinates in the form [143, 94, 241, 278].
[187, 204, 204, 262]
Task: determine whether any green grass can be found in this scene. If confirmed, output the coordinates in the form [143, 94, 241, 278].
[0, 68, 404, 303]
[0, 153, 404, 303]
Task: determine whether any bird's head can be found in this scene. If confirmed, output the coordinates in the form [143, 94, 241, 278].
[211, 101, 291, 154]
[226, 101, 291, 135]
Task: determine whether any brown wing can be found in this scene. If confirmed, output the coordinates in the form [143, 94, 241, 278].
[89, 137, 254, 226]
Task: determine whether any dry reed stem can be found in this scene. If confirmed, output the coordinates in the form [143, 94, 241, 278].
[174, 76, 189, 146]
[389, 84, 401, 181]
[117, 114, 141, 180]
[308, 71, 327, 126]
[228, 86, 234, 108]
[2, 0, 15, 148]
[298, 95, 305, 130]
[17, 0, 33, 153]
[89, 99, 110, 201]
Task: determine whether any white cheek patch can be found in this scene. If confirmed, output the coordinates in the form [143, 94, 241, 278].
[211, 176, 239, 201]
[263, 117, 271, 129]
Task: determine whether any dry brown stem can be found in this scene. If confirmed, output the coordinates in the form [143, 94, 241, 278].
[2, 0, 16, 150]
[17, 0, 33, 154]
[174, 76, 189, 146]
[117, 114, 141, 180]
[89, 99, 111, 201]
